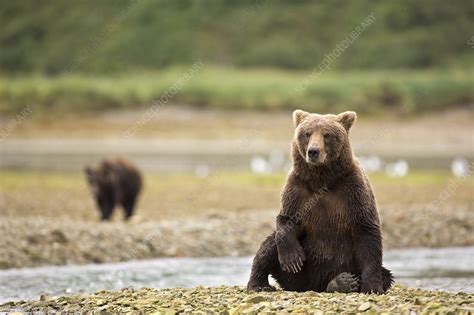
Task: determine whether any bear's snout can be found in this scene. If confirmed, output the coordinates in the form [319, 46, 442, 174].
[306, 146, 326, 164]
[308, 147, 320, 159]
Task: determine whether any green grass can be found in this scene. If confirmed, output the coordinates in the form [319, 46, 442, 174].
[1, 169, 471, 221]
[0, 67, 472, 115]
[0, 169, 84, 190]
[1, 169, 464, 189]
[367, 170, 460, 185]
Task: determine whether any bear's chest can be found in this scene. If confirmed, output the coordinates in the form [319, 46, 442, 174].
[299, 191, 354, 262]
[300, 190, 352, 237]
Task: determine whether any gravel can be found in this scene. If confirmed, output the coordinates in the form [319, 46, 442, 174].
[1, 285, 472, 314]
[0, 203, 473, 269]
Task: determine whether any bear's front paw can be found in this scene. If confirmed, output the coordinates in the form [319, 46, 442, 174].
[278, 244, 306, 273]
[326, 272, 359, 293]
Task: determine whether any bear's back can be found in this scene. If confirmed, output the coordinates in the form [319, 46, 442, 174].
[101, 157, 143, 197]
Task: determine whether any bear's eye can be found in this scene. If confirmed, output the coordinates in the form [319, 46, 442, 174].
[324, 133, 331, 140]
[304, 132, 311, 139]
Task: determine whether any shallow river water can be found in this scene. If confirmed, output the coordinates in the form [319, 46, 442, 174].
[1, 246, 473, 303]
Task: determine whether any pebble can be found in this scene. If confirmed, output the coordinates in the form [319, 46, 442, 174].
[0, 204, 472, 269]
[358, 302, 372, 311]
[3, 285, 460, 314]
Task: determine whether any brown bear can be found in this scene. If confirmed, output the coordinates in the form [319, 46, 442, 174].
[84, 157, 143, 221]
[247, 110, 393, 294]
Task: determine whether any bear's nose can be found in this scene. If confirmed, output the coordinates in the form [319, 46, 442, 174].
[308, 147, 320, 158]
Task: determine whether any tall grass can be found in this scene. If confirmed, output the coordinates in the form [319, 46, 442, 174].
[0, 67, 472, 115]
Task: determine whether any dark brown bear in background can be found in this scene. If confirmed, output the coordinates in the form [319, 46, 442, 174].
[247, 110, 393, 294]
[84, 157, 143, 221]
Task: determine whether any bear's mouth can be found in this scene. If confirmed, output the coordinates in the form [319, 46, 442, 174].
[305, 153, 327, 165]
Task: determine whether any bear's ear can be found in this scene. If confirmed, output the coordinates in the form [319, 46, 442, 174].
[84, 166, 96, 181]
[293, 109, 309, 127]
[337, 111, 357, 131]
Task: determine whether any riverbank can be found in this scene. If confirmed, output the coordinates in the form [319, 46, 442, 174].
[1, 285, 472, 313]
[1, 199, 472, 269]
[1, 168, 473, 269]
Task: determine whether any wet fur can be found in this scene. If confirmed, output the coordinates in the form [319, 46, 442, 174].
[247, 111, 394, 293]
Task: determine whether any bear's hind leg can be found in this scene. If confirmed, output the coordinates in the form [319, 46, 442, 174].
[122, 193, 138, 221]
[326, 272, 359, 293]
[247, 233, 279, 292]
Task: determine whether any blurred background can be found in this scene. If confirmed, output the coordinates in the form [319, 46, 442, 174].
[0, 0, 473, 302]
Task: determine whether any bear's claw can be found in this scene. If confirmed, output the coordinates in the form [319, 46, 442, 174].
[278, 244, 306, 274]
[247, 284, 276, 292]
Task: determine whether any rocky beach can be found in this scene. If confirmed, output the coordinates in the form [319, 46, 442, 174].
[1, 202, 472, 269]
[1, 112, 473, 311]
[2, 285, 473, 314]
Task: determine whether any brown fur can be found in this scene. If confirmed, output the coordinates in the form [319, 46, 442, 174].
[247, 110, 393, 293]
[84, 157, 143, 221]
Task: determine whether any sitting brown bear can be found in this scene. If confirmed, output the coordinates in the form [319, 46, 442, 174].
[84, 157, 143, 221]
[247, 110, 393, 294]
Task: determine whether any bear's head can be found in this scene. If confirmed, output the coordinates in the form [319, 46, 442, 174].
[292, 109, 356, 166]
[84, 162, 116, 197]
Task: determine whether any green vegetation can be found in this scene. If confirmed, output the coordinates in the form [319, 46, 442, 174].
[1, 0, 473, 73]
[1, 1, 472, 115]
[1, 68, 472, 115]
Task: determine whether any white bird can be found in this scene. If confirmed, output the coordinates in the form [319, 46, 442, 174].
[359, 155, 382, 173]
[250, 156, 271, 174]
[195, 164, 210, 178]
[385, 160, 409, 177]
[451, 158, 470, 177]
[268, 149, 285, 171]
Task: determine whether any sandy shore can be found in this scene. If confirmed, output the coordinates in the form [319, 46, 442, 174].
[1, 202, 472, 269]
[1, 285, 472, 313]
